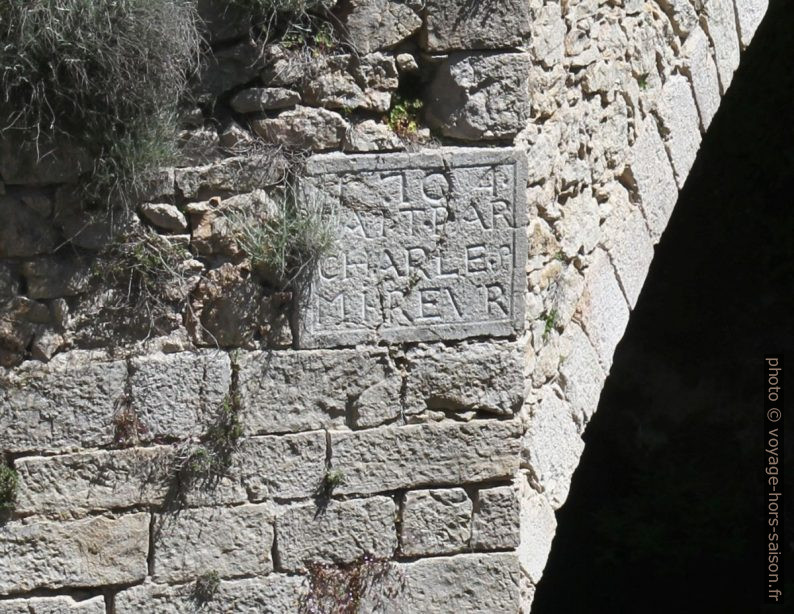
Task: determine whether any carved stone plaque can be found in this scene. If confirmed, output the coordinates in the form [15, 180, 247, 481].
[296, 149, 528, 348]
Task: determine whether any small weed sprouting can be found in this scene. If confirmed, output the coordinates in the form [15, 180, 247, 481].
[387, 97, 424, 139]
[542, 309, 559, 341]
[638, 73, 650, 90]
[554, 250, 566, 262]
[113, 405, 148, 448]
[324, 469, 345, 492]
[193, 570, 221, 604]
[301, 555, 405, 614]
[0, 461, 18, 514]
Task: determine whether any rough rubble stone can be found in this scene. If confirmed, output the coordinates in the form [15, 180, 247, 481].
[704, 0, 741, 93]
[303, 53, 398, 113]
[682, 26, 721, 132]
[0, 352, 126, 453]
[554, 190, 600, 257]
[153, 504, 274, 582]
[336, 0, 422, 54]
[0, 195, 58, 258]
[0, 596, 105, 614]
[275, 496, 397, 571]
[331, 420, 522, 495]
[198, 38, 263, 96]
[426, 53, 530, 140]
[400, 488, 472, 556]
[575, 249, 630, 373]
[656, 0, 698, 37]
[230, 87, 301, 113]
[0, 513, 149, 595]
[522, 387, 583, 509]
[657, 75, 702, 188]
[238, 349, 396, 434]
[471, 485, 521, 550]
[115, 576, 308, 614]
[365, 553, 521, 613]
[22, 255, 90, 300]
[343, 120, 403, 152]
[252, 106, 348, 150]
[175, 155, 286, 200]
[178, 128, 222, 166]
[139, 203, 188, 232]
[626, 117, 679, 242]
[734, 0, 769, 48]
[129, 350, 231, 441]
[422, 0, 531, 51]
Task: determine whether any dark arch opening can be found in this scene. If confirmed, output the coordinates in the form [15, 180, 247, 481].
[533, 1, 794, 612]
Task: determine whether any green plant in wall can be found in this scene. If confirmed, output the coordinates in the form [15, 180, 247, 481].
[0, 0, 200, 208]
[542, 309, 559, 341]
[0, 461, 18, 514]
[192, 571, 221, 604]
[387, 96, 424, 138]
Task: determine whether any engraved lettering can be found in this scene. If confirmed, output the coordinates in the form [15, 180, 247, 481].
[466, 245, 488, 273]
[419, 288, 442, 320]
[486, 283, 510, 317]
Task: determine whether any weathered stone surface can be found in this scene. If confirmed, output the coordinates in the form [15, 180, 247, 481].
[178, 128, 222, 166]
[734, 0, 769, 47]
[426, 53, 530, 140]
[129, 351, 231, 441]
[576, 249, 630, 372]
[422, 0, 531, 51]
[626, 117, 678, 242]
[115, 576, 308, 613]
[559, 323, 606, 427]
[522, 387, 583, 509]
[704, 0, 741, 93]
[198, 38, 263, 96]
[275, 496, 396, 571]
[607, 207, 654, 308]
[400, 488, 471, 556]
[14, 446, 172, 518]
[554, 190, 600, 257]
[657, 0, 698, 37]
[139, 203, 188, 232]
[404, 341, 524, 417]
[153, 504, 273, 582]
[22, 256, 90, 300]
[0, 513, 148, 595]
[238, 349, 397, 433]
[0, 138, 90, 186]
[230, 87, 301, 113]
[0, 196, 58, 258]
[366, 553, 521, 613]
[175, 155, 286, 200]
[682, 27, 721, 132]
[337, 0, 422, 54]
[0, 596, 105, 613]
[303, 53, 397, 113]
[0, 352, 126, 453]
[298, 149, 528, 347]
[252, 106, 348, 150]
[343, 120, 403, 152]
[331, 420, 522, 495]
[657, 75, 702, 188]
[518, 477, 557, 583]
[472, 485, 521, 550]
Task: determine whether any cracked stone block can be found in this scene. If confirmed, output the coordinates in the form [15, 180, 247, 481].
[422, 0, 531, 51]
[518, 476, 557, 583]
[471, 485, 521, 550]
[0, 596, 106, 614]
[657, 75, 702, 188]
[331, 420, 522, 495]
[152, 505, 274, 583]
[559, 323, 606, 427]
[0, 513, 149, 595]
[275, 496, 397, 571]
[251, 106, 349, 151]
[400, 488, 472, 556]
[683, 27, 722, 132]
[174, 155, 286, 200]
[704, 0, 741, 93]
[607, 207, 655, 308]
[733, 0, 769, 48]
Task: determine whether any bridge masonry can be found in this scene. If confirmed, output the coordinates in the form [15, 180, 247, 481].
[0, 1, 770, 612]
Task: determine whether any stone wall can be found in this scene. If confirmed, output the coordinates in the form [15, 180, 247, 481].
[0, 0, 769, 612]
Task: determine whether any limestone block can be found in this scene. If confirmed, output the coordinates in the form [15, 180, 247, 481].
[115, 576, 308, 613]
[237, 349, 396, 434]
[403, 341, 525, 418]
[554, 190, 600, 258]
[734, 0, 769, 47]
[230, 87, 301, 113]
[174, 155, 286, 200]
[518, 477, 557, 583]
[366, 553, 521, 613]
[331, 420, 522, 495]
[626, 117, 678, 242]
[529, 3, 566, 69]
[0, 352, 126, 453]
[422, 0, 531, 51]
[683, 27, 722, 132]
[0, 513, 149, 595]
[22, 255, 91, 299]
[153, 504, 274, 582]
[343, 120, 404, 152]
[139, 202, 188, 232]
[0, 596, 105, 614]
[607, 207, 655, 308]
[275, 496, 397, 571]
[299, 149, 528, 347]
[129, 351, 231, 441]
[336, 0, 421, 54]
[400, 489, 472, 556]
[304, 54, 397, 113]
[657, 0, 699, 36]
[522, 387, 584, 508]
[0, 196, 58, 258]
[426, 53, 530, 140]
[575, 249, 630, 373]
[471, 485, 521, 550]
[704, 0, 741, 93]
[252, 106, 348, 150]
[657, 75, 702, 188]
[559, 323, 606, 427]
